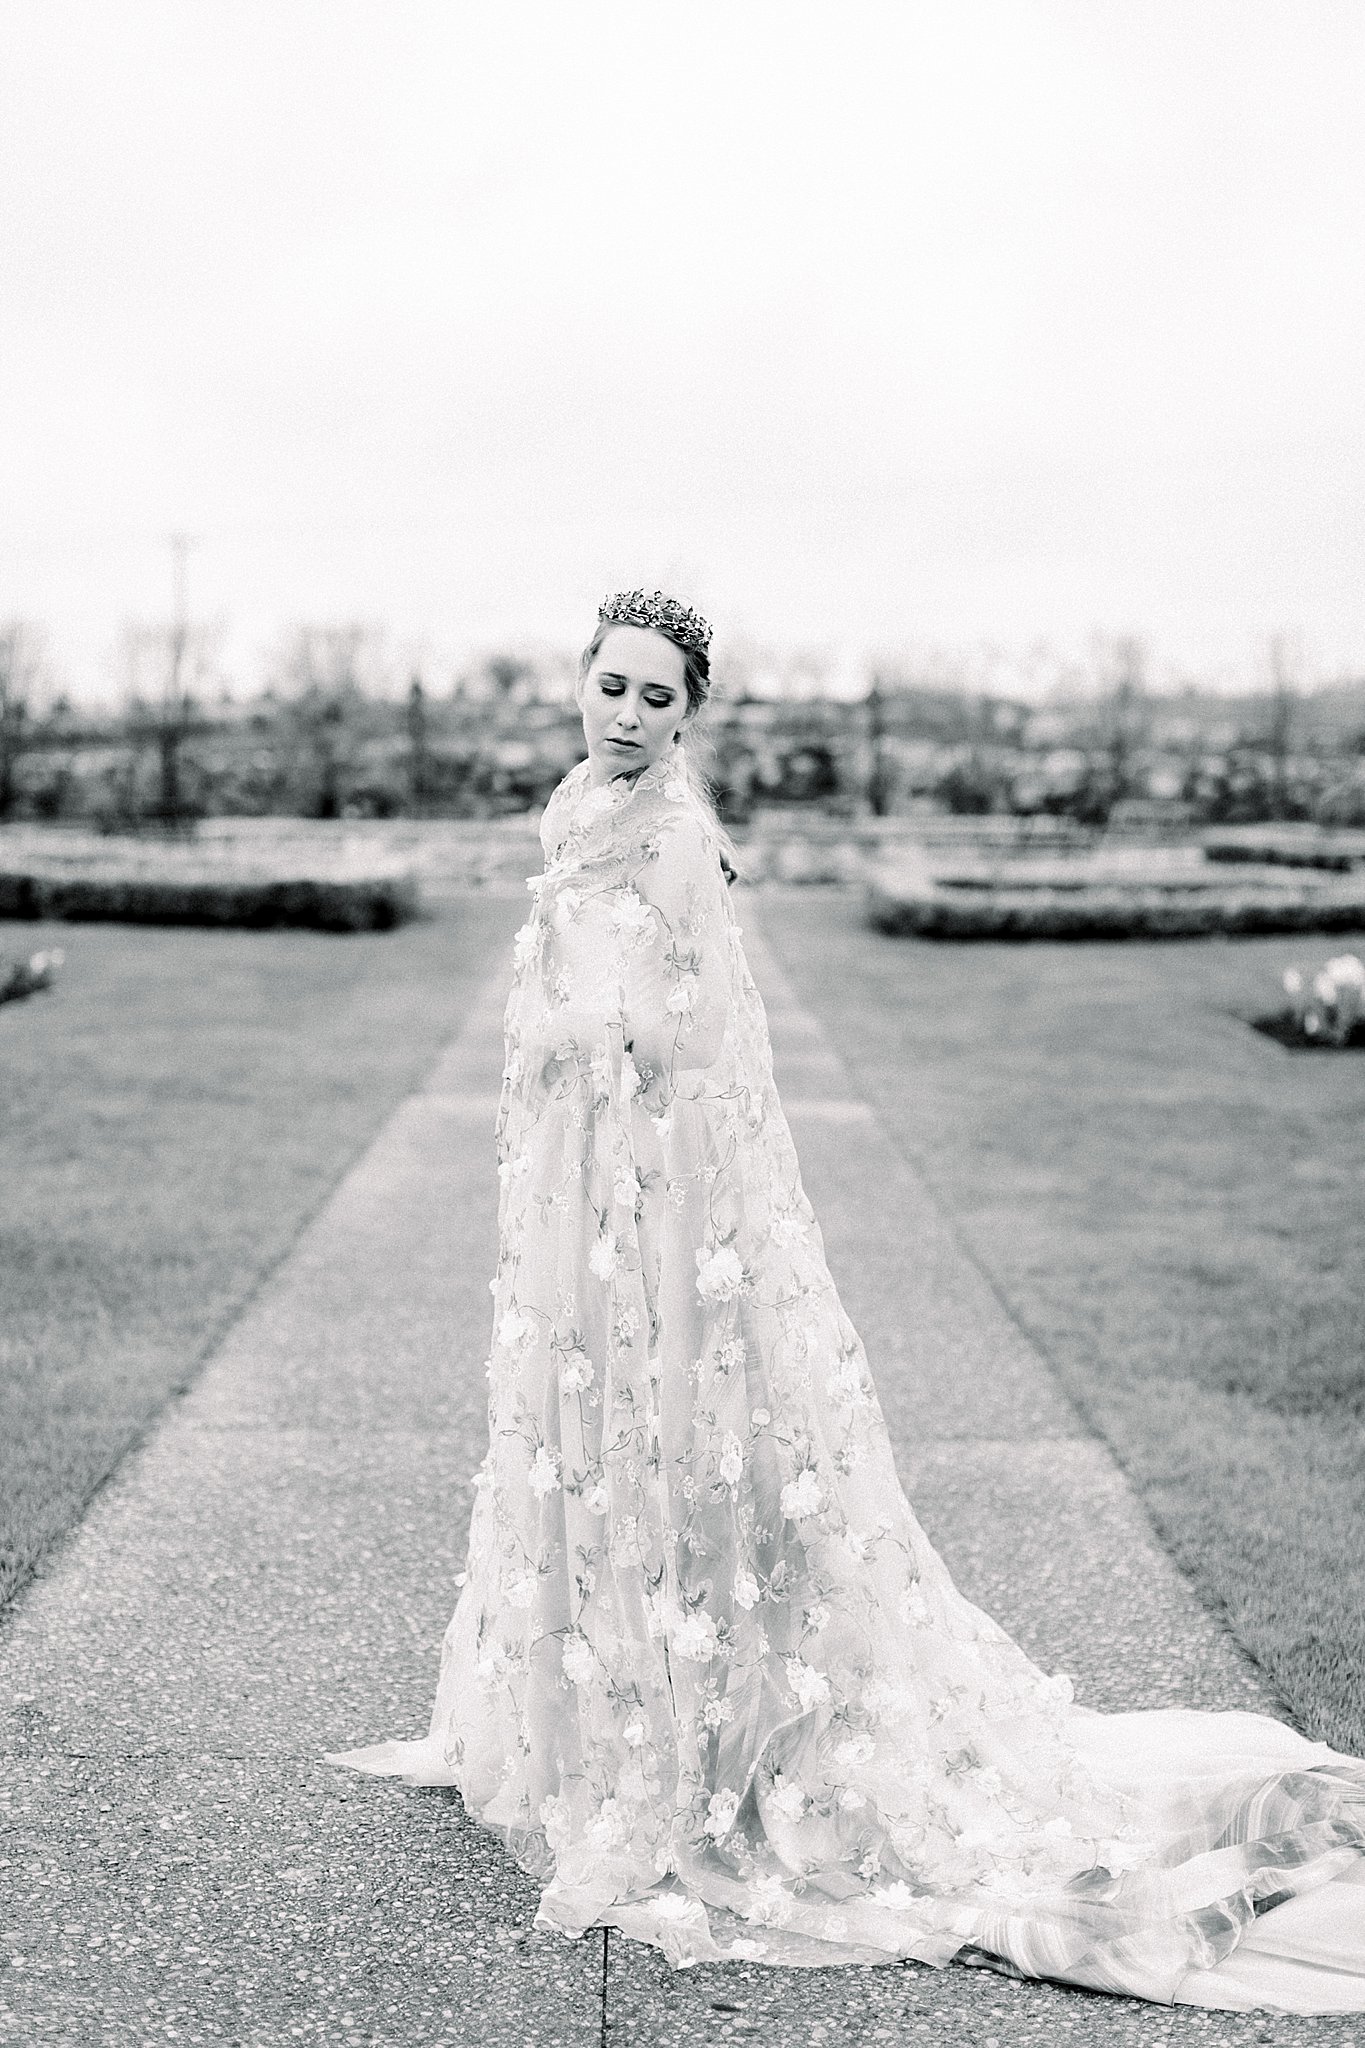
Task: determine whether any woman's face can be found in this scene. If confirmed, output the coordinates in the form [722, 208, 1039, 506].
[578, 625, 688, 784]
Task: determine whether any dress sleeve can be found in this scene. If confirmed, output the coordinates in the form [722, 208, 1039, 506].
[619, 809, 729, 1091]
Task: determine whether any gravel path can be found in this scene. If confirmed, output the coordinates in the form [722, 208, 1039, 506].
[1, 898, 1358, 2047]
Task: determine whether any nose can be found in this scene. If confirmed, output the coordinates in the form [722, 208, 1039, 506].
[616, 697, 642, 729]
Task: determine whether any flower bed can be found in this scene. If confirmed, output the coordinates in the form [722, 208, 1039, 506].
[866, 852, 1365, 941]
[1, 947, 63, 1004]
[0, 828, 420, 931]
[1252, 952, 1365, 1048]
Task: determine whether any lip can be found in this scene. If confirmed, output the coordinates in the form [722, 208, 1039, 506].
[605, 736, 642, 749]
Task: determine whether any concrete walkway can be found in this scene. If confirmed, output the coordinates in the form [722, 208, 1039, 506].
[1, 903, 1357, 2047]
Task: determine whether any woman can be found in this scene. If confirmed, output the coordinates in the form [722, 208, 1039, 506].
[330, 590, 1365, 2011]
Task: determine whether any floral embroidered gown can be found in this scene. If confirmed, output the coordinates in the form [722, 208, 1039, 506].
[331, 752, 1365, 2012]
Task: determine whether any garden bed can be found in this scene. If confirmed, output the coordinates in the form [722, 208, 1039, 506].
[1248, 1012, 1365, 1050]
[866, 852, 1365, 940]
[0, 827, 421, 930]
[1203, 824, 1365, 871]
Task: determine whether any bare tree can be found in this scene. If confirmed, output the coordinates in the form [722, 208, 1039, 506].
[272, 626, 384, 818]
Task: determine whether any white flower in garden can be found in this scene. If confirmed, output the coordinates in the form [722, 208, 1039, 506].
[838, 1788, 865, 1811]
[779, 1469, 823, 1521]
[751, 1406, 770, 1427]
[614, 1169, 638, 1209]
[703, 1788, 739, 1839]
[1282, 967, 1304, 996]
[652, 1108, 674, 1140]
[475, 1643, 510, 1685]
[695, 1244, 746, 1303]
[666, 1179, 687, 1211]
[665, 979, 695, 1015]
[672, 1611, 719, 1661]
[506, 1572, 538, 1609]
[871, 1880, 915, 1910]
[528, 1446, 561, 1498]
[559, 1349, 594, 1392]
[513, 921, 541, 968]
[768, 1213, 804, 1247]
[732, 1571, 761, 1611]
[610, 889, 655, 943]
[589, 1232, 619, 1282]
[584, 1482, 610, 1516]
[1326, 954, 1365, 989]
[804, 1603, 830, 1635]
[1313, 970, 1337, 1004]
[729, 1938, 762, 1959]
[561, 1634, 596, 1685]
[663, 775, 688, 803]
[718, 1432, 744, 1486]
[622, 1715, 647, 1748]
[539, 1793, 572, 1851]
[769, 1776, 806, 1821]
[619, 1051, 643, 1104]
[842, 1527, 869, 1563]
[700, 1695, 734, 1730]
[785, 1658, 831, 1712]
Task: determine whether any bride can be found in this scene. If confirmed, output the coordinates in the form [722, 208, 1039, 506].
[330, 589, 1365, 2012]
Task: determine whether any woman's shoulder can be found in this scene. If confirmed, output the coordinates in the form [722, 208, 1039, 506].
[553, 757, 591, 804]
[539, 757, 591, 855]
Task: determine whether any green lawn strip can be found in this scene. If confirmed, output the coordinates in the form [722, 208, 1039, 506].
[0, 896, 522, 1613]
[758, 891, 1365, 1749]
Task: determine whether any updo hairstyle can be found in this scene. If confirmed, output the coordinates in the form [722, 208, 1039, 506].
[578, 619, 711, 724]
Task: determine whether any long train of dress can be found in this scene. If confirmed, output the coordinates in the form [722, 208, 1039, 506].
[329, 752, 1365, 2012]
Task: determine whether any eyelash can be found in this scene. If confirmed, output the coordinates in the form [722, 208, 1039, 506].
[600, 681, 674, 708]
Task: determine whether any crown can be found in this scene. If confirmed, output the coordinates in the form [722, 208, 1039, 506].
[597, 588, 712, 656]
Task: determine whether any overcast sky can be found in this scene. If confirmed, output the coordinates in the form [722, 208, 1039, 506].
[2, 0, 1364, 701]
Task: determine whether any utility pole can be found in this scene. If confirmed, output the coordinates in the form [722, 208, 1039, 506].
[406, 672, 429, 810]
[158, 533, 197, 823]
[866, 673, 890, 817]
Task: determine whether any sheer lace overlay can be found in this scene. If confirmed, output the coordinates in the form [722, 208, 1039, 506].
[329, 754, 1365, 2010]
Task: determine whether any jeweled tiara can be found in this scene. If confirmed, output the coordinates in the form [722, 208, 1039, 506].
[597, 589, 712, 656]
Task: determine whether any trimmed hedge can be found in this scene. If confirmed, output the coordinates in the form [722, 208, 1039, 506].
[1203, 826, 1365, 872]
[0, 867, 421, 932]
[866, 863, 1365, 941]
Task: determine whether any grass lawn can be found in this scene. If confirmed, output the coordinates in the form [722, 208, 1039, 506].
[759, 891, 1365, 1752]
[0, 894, 522, 1613]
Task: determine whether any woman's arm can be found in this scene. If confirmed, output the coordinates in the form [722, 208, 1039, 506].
[620, 811, 729, 1096]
